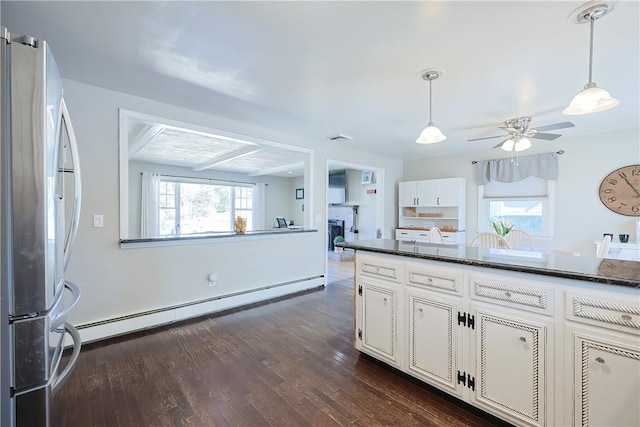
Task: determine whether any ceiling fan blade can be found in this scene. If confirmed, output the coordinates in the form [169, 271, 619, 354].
[531, 132, 562, 141]
[534, 121, 575, 132]
[492, 140, 507, 149]
[468, 135, 506, 142]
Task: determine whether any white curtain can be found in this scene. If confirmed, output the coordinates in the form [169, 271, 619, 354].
[140, 172, 161, 237]
[252, 183, 266, 230]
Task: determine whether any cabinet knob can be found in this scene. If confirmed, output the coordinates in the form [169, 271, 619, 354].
[519, 336, 527, 343]
[383, 298, 388, 303]
[505, 292, 512, 298]
[595, 357, 605, 364]
[621, 314, 633, 321]
[418, 307, 423, 313]
[427, 278, 433, 283]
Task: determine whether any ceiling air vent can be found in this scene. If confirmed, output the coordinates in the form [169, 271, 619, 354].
[327, 134, 353, 142]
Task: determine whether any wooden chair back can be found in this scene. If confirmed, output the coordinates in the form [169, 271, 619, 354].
[506, 229, 534, 249]
[470, 233, 511, 249]
[429, 227, 444, 244]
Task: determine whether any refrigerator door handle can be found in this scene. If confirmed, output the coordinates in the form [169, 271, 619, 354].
[50, 281, 81, 329]
[61, 97, 82, 269]
[51, 322, 81, 392]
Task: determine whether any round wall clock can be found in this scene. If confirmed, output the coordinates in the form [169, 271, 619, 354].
[598, 164, 640, 216]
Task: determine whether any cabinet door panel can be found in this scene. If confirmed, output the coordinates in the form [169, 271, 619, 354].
[474, 310, 546, 426]
[572, 331, 640, 427]
[416, 180, 436, 206]
[408, 291, 461, 395]
[436, 178, 461, 207]
[399, 181, 417, 206]
[361, 282, 399, 365]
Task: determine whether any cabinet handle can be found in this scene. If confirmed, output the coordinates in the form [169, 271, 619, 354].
[437, 197, 440, 205]
[595, 357, 605, 364]
[383, 298, 388, 303]
[519, 336, 527, 343]
[417, 198, 420, 205]
[418, 308, 423, 313]
[621, 314, 633, 321]
[427, 278, 433, 283]
[413, 198, 417, 205]
[505, 292, 512, 298]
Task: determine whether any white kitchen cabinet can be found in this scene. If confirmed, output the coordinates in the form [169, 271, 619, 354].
[355, 254, 404, 369]
[470, 307, 549, 427]
[353, 251, 640, 426]
[397, 178, 466, 240]
[407, 288, 463, 396]
[399, 181, 419, 207]
[567, 328, 640, 427]
[564, 291, 640, 427]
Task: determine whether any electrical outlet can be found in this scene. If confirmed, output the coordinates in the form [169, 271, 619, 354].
[208, 273, 217, 287]
[92, 214, 104, 228]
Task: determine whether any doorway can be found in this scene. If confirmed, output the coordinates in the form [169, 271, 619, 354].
[325, 160, 384, 283]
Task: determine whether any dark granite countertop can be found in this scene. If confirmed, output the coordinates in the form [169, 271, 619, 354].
[121, 228, 317, 245]
[342, 239, 640, 289]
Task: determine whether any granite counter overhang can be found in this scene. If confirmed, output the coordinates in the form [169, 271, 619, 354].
[342, 239, 640, 288]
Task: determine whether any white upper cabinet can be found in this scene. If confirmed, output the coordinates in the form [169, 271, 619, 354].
[399, 178, 464, 207]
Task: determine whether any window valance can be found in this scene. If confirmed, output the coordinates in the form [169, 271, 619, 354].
[475, 152, 559, 185]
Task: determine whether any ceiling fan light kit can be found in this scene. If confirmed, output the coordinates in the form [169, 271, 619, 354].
[564, 1, 620, 115]
[469, 116, 575, 152]
[416, 69, 446, 144]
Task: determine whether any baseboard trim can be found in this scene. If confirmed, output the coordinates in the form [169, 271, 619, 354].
[71, 276, 325, 344]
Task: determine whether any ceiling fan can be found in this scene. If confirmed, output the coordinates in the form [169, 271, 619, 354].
[468, 116, 575, 152]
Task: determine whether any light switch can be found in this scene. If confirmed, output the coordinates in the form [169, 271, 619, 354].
[93, 214, 104, 228]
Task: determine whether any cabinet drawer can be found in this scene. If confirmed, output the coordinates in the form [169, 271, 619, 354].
[358, 256, 402, 283]
[395, 229, 429, 242]
[406, 263, 463, 295]
[470, 275, 554, 316]
[566, 292, 640, 334]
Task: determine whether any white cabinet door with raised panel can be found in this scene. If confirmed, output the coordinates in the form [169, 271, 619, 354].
[399, 181, 418, 206]
[569, 328, 640, 427]
[358, 278, 402, 368]
[407, 289, 463, 396]
[471, 308, 548, 427]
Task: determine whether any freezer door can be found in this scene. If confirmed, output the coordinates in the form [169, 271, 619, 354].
[14, 322, 81, 427]
[11, 281, 79, 392]
[9, 39, 63, 316]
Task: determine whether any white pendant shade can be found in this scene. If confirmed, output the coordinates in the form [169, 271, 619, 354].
[416, 122, 446, 144]
[501, 139, 515, 152]
[563, 84, 620, 115]
[514, 137, 532, 152]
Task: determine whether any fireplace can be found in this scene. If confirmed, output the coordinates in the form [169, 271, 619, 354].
[328, 219, 344, 250]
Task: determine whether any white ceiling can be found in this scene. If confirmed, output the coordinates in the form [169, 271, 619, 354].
[3, 1, 638, 166]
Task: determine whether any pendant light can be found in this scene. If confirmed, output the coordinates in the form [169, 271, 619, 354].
[563, 2, 619, 115]
[416, 69, 446, 144]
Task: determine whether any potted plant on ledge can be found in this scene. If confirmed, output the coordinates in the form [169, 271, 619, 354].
[333, 235, 345, 252]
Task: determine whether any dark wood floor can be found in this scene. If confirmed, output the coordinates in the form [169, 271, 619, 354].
[57, 265, 503, 426]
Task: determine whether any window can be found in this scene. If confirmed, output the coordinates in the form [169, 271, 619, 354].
[158, 178, 253, 236]
[478, 176, 555, 236]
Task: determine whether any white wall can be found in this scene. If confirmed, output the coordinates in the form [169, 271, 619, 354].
[403, 128, 640, 255]
[62, 79, 402, 331]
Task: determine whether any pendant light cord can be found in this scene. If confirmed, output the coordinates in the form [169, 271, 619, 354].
[429, 78, 433, 123]
[588, 15, 595, 84]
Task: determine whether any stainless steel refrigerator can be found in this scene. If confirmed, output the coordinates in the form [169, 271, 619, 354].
[1, 27, 83, 426]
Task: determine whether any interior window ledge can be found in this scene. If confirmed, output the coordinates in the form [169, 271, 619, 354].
[120, 228, 317, 249]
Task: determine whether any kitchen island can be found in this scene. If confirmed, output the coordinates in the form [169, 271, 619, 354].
[343, 239, 639, 427]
